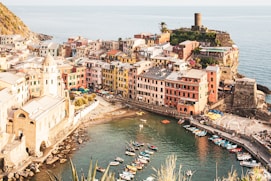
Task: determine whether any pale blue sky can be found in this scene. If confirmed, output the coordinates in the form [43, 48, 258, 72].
[1, 0, 271, 6]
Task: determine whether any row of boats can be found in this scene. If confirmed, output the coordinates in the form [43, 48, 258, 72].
[183, 125, 208, 137]
[208, 134, 262, 168]
[110, 141, 158, 181]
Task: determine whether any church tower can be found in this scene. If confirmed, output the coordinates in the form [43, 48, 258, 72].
[42, 54, 58, 97]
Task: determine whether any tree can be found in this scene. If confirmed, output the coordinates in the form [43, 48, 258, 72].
[160, 22, 168, 33]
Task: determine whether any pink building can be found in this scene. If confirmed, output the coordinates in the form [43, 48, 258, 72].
[85, 60, 103, 91]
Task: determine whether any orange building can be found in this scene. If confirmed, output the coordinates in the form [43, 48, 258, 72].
[165, 69, 208, 115]
[206, 66, 220, 103]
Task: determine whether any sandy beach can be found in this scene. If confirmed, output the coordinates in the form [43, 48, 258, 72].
[79, 96, 139, 127]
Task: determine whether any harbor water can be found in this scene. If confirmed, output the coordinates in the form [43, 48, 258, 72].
[31, 112, 248, 181]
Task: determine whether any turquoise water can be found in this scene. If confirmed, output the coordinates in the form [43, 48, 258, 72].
[32, 112, 247, 181]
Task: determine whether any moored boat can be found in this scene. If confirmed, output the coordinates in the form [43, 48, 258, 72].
[240, 160, 261, 168]
[144, 149, 154, 155]
[161, 119, 170, 124]
[229, 147, 242, 153]
[126, 164, 137, 172]
[125, 151, 136, 156]
[148, 144, 158, 151]
[178, 119, 185, 124]
[96, 166, 106, 173]
[237, 152, 252, 161]
[109, 161, 120, 166]
[115, 157, 124, 163]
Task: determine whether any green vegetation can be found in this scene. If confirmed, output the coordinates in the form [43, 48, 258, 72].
[170, 28, 217, 46]
[199, 57, 219, 68]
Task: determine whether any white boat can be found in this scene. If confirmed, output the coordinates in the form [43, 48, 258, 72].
[137, 158, 148, 164]
[240, 160, 261, 168]
[122, 171, 135, 178]
[237, 152, 252, 161]
[143, 176, 155, 181]
[139, 124, 144, 128]
[109, 161, 120, 166]
[115, 157, 124, 163]
[138, 155, 150, 161]
[140, 119, 147, 122]
[125, 151, 136, 156]
[119, 173, 132, 181]
[144, 149, 154, 155]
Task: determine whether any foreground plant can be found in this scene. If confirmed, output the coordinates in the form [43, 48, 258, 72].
[153, 154, 193, 181]
[48, 158, 114, 181]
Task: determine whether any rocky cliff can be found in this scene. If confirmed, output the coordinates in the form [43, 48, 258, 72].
[0, 3, 52, 41]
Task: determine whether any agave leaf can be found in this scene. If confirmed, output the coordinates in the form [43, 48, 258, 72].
[46, 170, 61, 181]
[91, 161, 98, 181]
[87, 159, 93, 181]
[70, 158, 79, 181]
[100, 164, 110, 181]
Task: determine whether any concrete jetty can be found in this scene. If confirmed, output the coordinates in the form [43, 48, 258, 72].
[189, 119, 271, 172]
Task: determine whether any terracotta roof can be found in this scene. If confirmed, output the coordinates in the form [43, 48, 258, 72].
[107, 49, 120, 56]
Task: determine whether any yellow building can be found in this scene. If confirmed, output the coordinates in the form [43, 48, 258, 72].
[102, 62, 118, 91]
[116, 63, 131, 98]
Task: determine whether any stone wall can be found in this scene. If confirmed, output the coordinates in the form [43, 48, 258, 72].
[233, 78, 257, 109]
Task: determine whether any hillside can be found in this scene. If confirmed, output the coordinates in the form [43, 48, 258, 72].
[0, 3, 52, 41]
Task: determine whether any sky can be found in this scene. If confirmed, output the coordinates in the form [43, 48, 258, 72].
[1, 0, 271, 6]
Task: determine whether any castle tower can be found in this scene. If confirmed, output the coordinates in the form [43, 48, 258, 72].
[192, 13, 204, 31]
[194, 13, 202, 27]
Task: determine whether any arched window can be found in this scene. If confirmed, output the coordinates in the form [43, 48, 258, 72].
[18, 113, 26, 118]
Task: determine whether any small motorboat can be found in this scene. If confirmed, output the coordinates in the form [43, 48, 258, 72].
[148, 144, 158, 151]
[140, 119, 147, 122]
[125, 151, 136, 156]
[115, 157, 124, 163]
[240, 160, 261, 168]
[144, 149, 154, 155]
[126, 165, 137, 172]
[161, 119, 170, 124]
[136, 111, 144, 116]
[237, 152, 252, 161]
[96, 166, 106, 173]
[229, 147, 242, 153]
[109, 161, 120, 166]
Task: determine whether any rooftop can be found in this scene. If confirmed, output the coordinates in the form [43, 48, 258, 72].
[139, 67, 171, 80]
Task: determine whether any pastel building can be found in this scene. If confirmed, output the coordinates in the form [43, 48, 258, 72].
[137, 67, 171, 106]
[128, 60, 153, 99]
[85, 60, 104, 91]
[39, 42, 59, 57]
[165, 69, 208, 115]
[173, 40, 199, 60]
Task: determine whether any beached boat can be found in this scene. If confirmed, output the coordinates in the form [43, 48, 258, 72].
[240, 160, 261, 168]
[148, 144, 158, 151]
[161, 119, 170, 124]
[122, 171, 135, 178]
[237, 152, 252, 161]
[126, 146, 135, 152]
[136, 158, 148, 164]
[109, 161, 120, 166]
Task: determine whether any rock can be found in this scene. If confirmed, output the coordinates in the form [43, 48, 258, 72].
[60, 159, 67, 164]
[78, 138, 83, 144]
[28, 171, 34, 177]
[7, 172, 14, 179]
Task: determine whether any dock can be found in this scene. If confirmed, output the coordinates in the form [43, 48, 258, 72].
[190, 119, 271, 172]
